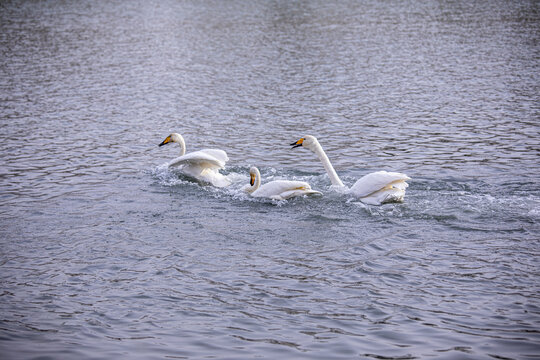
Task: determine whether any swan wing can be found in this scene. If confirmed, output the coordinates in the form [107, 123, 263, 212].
[167, 150, 226, 169]
[349, 171, 410, 198]
[198, 149, 229, 165]
[252, 180, 319, 199]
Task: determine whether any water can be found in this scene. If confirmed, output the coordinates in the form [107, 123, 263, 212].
[1, 0, 539, 359]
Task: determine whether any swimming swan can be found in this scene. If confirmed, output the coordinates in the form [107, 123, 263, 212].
[159, 133, 231, 187]
[245, 166, 322, 200]
[291, 135, 410, 205]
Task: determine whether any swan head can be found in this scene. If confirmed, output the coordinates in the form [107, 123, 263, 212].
[244, 166, 261, 193]
[159, 133, 183, 147]
[290, 135, 319, 152]
[249, 166, 260, 186]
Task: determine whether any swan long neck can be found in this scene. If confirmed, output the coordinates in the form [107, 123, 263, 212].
[312, 141, 344, 187]
[174, 134, 186, 156]
[252, 167, 261, 191]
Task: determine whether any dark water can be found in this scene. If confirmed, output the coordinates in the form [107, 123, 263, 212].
[1, 0, 539, 359]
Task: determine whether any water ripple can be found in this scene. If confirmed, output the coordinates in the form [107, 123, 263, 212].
[1, 0, 539, 359]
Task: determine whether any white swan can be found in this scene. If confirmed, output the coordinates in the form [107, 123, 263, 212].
[291, 135, 410, 205]
[158, 133, 230, 187]
[245, 166, 322, 200]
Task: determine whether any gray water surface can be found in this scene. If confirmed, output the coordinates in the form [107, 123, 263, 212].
[1, 1, 539, 359]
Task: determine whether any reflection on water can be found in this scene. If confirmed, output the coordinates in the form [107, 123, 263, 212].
[1, 0, 539, 359]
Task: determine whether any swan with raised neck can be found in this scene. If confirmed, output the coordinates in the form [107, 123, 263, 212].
[291, 135, 344, 187]
[291, 135, 410, 205]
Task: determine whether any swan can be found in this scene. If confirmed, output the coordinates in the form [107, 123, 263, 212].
[158, 133, 231, 187]
[290, 135, 410, 205]
[245, 166, 322, 200]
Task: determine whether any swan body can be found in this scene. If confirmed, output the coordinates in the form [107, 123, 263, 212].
[291, 135, 410, 205]
[245, 167, 322, 200]
[159, 133, 231, 187]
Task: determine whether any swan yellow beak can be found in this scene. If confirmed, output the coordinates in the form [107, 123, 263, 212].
[290, 138, 304, 149]
[159, 135, 171, 147]
[250, 173, 255, 186]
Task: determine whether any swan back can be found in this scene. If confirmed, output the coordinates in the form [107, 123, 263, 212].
[252, 180, 316, 198]
[349, 171, 410, 197]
